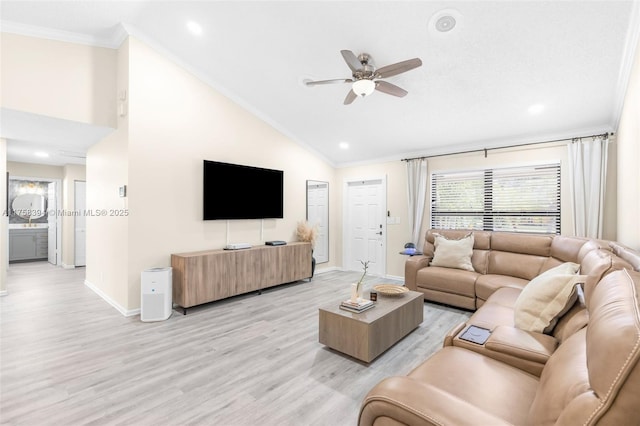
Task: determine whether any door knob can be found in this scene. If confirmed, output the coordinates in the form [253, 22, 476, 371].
[376, 231, 382, 235]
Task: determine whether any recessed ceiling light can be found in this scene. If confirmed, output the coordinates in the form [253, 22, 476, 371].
[528, 104, 545, 114]
[187, 21, 203, 36]
[34, 151, 49, 158]
[339, 142, 349, 150]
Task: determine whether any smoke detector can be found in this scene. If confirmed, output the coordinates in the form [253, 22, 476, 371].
[435, 15, 457, 32]
[429, 9, 463, 36]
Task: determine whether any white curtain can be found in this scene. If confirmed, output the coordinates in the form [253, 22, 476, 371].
[568, 135, 609, 238]
[406, 158, 428, 245]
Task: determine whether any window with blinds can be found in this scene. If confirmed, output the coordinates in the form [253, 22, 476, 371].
[431, 163, 561, 234]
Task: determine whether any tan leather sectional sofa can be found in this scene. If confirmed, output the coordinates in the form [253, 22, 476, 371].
[359, 230, 640, 425]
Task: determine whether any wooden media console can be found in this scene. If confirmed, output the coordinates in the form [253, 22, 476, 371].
[171, 242, 312, 313]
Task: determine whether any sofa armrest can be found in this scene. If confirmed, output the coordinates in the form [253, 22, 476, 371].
[405, 255, 431, 291]
[443, 321, 467, 347]
[485, 325, 558, 364]
[359, 376, 512, 426]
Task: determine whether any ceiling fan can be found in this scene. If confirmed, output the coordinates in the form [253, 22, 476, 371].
[305, 50, 422, 105]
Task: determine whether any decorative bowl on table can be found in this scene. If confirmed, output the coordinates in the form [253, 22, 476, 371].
[373, 284, 409, 297]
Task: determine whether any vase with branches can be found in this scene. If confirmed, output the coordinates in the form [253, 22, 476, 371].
[351, 260, 370, 302]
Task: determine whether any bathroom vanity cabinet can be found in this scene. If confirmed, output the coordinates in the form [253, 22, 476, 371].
[9, 228, 48, 262]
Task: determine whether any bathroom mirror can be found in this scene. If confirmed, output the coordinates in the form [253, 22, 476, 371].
[12, 193, 46, 220]
[306, 180, 329, 263]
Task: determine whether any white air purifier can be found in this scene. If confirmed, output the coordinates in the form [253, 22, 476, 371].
[141, 267, 172, 322]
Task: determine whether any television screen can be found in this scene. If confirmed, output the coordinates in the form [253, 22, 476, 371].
[203, 160, 284, 220]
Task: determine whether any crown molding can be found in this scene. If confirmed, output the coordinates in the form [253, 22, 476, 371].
[0, 20, 128, 49]
[611, 0, 640, 130]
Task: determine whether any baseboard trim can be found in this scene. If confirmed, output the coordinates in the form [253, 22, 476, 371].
[318, 267, 403, 283]
[84, 279, 140, 317]
[315, 266, 340, 275]
[0, 290, 8, 297]
[61, 263, 76, 269]
[385, 274, 404, 282]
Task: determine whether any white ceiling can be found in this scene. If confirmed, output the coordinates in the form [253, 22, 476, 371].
[1, 1, 639, 167]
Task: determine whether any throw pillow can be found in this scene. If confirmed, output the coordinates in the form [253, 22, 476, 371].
[429, 232, 475, 272]
[514, 263, 586, 334]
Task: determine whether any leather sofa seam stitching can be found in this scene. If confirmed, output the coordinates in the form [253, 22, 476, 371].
[487, 341, 548, 358]
[366, 395, 444, 426]
[583, 269, 640, 426]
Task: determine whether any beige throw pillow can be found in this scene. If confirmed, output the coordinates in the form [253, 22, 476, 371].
[429, 232, 475, 272]
[514, 262, 585, 334]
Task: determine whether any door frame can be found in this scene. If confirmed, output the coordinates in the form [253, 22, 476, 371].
[9, 175, 62, 266]
[342, 175, 387, 276]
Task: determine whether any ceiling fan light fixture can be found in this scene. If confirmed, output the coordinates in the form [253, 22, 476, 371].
[352, 79, 376, 97]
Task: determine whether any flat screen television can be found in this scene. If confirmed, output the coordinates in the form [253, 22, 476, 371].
[203, 160, 284, 220]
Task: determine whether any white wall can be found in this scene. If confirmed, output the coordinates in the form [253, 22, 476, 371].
[86, 38, 130, 312]
[7, 162, 63, 180]
[0, 33, 117, 128]
[87, 37, 336, 311]
[616, 33, 640, 249]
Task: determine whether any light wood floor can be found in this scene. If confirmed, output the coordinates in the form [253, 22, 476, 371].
[0, 262, 470, 426]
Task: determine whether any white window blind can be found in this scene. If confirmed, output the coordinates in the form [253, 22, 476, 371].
[431, 163, 561, 234]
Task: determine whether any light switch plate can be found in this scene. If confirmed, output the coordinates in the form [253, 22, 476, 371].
[119, 185, 127, 197]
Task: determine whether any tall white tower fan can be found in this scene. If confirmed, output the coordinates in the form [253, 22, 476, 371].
[141, 267, 172, 322]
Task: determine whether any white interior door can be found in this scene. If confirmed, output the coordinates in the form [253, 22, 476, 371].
[307, 182, 328, 263]
[344, 178, 386, 277]
[47, 182, 57, 265]
[74, 181, 86, 267]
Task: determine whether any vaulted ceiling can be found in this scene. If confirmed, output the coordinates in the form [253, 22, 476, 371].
[1, 1, 638, 166]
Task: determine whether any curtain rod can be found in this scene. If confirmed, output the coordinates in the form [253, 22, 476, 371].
[401, 132, 613, 162]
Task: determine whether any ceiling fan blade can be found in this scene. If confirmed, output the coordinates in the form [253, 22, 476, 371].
[376, 58, 422, 79]
[344, 89, 358, 105]
[341, 50, 362, 72]
[375, 81, 408, 97]
[305, 78, 353, 86]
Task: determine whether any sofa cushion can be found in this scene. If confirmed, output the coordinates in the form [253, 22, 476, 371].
[430, 232, 474, 271]
[549, 235, 588, 263]
[475, 274, 528, 302]
[488, 251, 548, 280]
[580, 249, 633, 302]
[513, 263, 583, 334]
[407, 346, 539, 425]
[528, 269, 640, 425]
[527, 329, 590, 424]
[490, 232, 552, 257]
[609, 241, 640, 271]
[415, 266, 478, 298]
[466, 301, 516, 330]
[552, 300, 588, 344]
[483, 286, 522, 308]
[423, 230, 490, 274]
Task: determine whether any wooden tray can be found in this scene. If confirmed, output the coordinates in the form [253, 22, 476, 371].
[373, 284, 409, 297]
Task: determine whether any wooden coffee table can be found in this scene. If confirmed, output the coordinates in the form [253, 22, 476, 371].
[318, 290, 423, 362]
